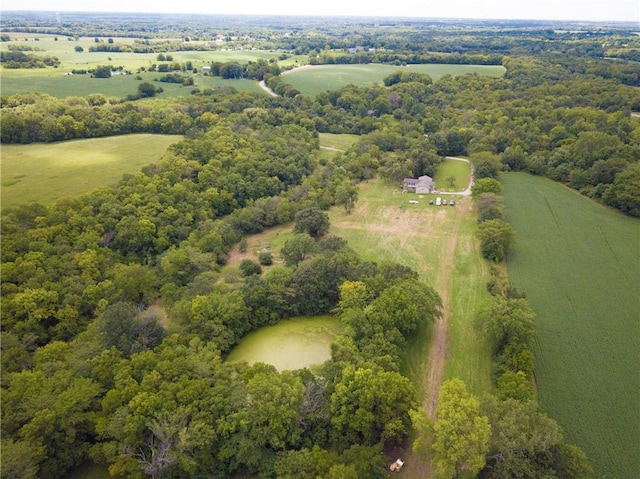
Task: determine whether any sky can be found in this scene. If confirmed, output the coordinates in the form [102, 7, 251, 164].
[1, 0, 638, 23]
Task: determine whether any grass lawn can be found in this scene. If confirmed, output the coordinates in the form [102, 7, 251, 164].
[282, 63, 505, 97]
[434, 158, 471, 192]
[503, 172, 640, 478]
[1, 134, 182, 209]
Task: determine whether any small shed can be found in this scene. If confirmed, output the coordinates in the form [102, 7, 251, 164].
[389, 459, 405, 472]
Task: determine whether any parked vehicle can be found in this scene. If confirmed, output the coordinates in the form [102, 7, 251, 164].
[436, 197, 442, 206]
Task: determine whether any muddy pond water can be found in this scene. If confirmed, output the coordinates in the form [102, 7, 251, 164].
[226, 315, 342, 371]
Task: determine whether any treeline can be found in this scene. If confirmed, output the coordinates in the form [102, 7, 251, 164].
[0, 50, 60, 68]
[309, 51, 504, 66]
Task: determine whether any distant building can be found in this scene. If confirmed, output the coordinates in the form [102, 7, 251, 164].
[402, 175, 434, 194]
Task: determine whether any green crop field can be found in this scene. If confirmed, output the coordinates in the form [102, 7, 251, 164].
[1, 134, 182, 209]
[503, 173, 640, 478]
[282, 63, 506, 97]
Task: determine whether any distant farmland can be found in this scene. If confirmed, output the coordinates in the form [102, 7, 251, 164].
[0, 33, 304, 98]
[503, 173, 640, 478]
[281, 63, 506, 97]
[1, 134, 182, 208]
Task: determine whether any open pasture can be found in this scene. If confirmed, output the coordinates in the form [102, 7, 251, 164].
[281, 63, 506, 97]
[503, 172, 640, 478]
[1, 134, 182, 209]
[329, 179, 492, 396]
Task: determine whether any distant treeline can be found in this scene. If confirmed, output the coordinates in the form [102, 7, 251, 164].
[0, 50, 60, 68]
[309, 51, 504, 66]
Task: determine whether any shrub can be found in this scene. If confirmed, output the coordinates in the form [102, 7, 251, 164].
[240, 259, 262, 277]
[258, 252, 273, 265]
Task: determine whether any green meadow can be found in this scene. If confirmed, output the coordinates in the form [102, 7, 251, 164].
[1, 134, 181, 209]
[282, 63, 506, 97]
[503, 173, 640, 478]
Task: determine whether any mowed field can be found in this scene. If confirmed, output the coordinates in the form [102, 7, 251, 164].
[0, 33, 306, 98]
[282, 63, 506, 97]
[329, 177, 493, 397]
[503, 173, 640, 478]
[1, 134, 182, 209]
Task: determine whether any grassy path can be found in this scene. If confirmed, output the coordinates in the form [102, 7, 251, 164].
[423, 200, 465, 418]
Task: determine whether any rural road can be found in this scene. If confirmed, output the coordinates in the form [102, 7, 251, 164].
[258, 64, 314, 96]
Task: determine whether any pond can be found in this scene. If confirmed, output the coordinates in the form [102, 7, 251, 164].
[226, 315, 342, 371]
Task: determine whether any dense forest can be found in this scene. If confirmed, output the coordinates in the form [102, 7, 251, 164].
[1, 12, 638, 479]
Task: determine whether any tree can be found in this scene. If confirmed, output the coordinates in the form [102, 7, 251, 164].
[74, 46, 83, 53]
[137, 82, 157, 98]
[445, 175, 457, 188]
[0, 438, 44, 479]
[99, 301, 164, 356]
[476, 396, 593, 479]
[92, 65, 111, 78]
[479, 296, 536, 352]
[602, 164, 640, 217]
[477, 219, 515, 262]
[472, 178, 503, 198]
[239, 259, 262, 277]
[293, 207, 330, 239]
[330, 366, 417, 448]
[274, 446, 338, 479]
[258, 251, 273, 265]
[432, 378, 490, 479]
[2, 369, 101, 478]
[501, 145, 527, 171]
[335, 179, 359, 214]
[471, 152, 501, 179]
[281, 233, 317, 266]
[337, 280, 372, 312]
